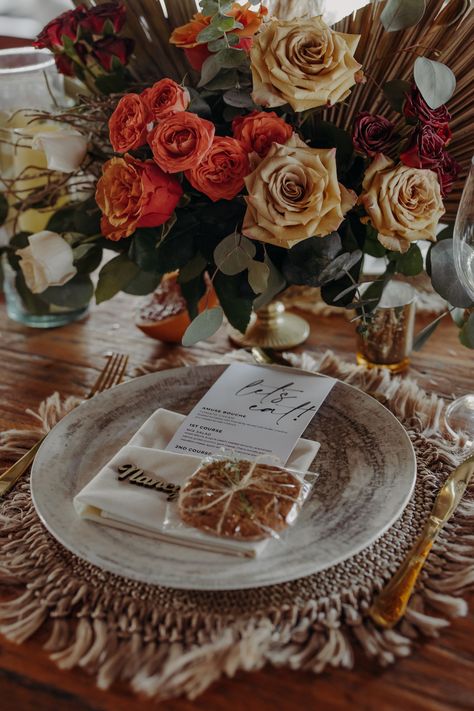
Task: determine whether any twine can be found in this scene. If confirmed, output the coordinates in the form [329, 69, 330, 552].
[0, 349, 472, 701]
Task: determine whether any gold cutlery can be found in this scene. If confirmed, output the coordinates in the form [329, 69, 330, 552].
[0, 352, 129, 498]
[370, 453, 474, 628]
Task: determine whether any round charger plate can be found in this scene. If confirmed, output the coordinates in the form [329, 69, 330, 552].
[31, 364, 416, 591]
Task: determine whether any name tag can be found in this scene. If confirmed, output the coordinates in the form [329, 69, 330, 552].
[117, 464, 180, 501]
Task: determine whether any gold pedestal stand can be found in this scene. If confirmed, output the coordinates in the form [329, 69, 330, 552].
[228, 301, 310, 350]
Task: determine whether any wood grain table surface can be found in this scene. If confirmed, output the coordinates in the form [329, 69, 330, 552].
[0, 293, 473, 711]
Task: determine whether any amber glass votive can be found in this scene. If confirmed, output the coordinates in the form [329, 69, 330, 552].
[356, 282, 416, 374]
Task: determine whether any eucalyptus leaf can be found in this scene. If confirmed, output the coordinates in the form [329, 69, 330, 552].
[282, 232, 342, 286]
[178, 253, 208, 283]
[214, 232, 256, 275]
[196, 25, 224, 43]
[41, 273, 93, 308]
[383, 79, 411, 113]
[248, 260, 270, 294]
[200, 0, 219, 13]
[215, 48, 248, 68]
[208, 34, 240, 52]
[95, 253, 140, 304]
[393, 243, 423, 276]
[430, 239, 473, 307]
[182, 306, 224, 346]
[413, 311, 449, 351]
[414, 56, 456, 109]
[381, 0, 425, 32]
[459, 312, 474, 348]
[253, 255, 286, 310]
[198, 54, 221, 87]
[0, 193, 8, 226]
[318, 250, 362, 285]
[203, 70, 240, 91]
[223, 88, 256, 108]
[187, 89, 212, 119]
[180, 273, 206, 320]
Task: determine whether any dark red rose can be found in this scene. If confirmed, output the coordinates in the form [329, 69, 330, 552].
[54, 53, 76, 77]
[92, 36, 134, 71]
[79, 2, 126, 35]
[403, 84, 451, 129]
[34, 6, 86, 50]
[436, 123, 452, 145]
[436, 151, 462, 196]
[400, 124, 445, 170]
[352, 112, 397, 156]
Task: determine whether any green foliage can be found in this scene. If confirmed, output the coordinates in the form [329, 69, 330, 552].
[253, 255, 286, 310]
[155, 213, 198, 272]
[128, 228, 162, 271]
[282, 232, 342, 287]
[363, 224, 387, 258]
[41, 273, 94, 308]
[302, 120, 354, 175]
[214, 271, 253, 333]
[72, 243, 103, 273]
[413, 311, 448, 351]
[214, 232, 256, 275]
[46, 198, 101, 237]
[182, 306, 224, 346]
[122, 270, 162, 296]
[95, 253, 140, 304]
[381, 0, 426, 32]
[383, 79, 411, 113]
[179, 272, 207, 320]
[0, 193, 8, 226]
[94, 69, 130, 95]
[414, 57, 456, 109]
[389, 243, 423, 276]
[14, 272, 51, 315]
[248, 259, 270, 294]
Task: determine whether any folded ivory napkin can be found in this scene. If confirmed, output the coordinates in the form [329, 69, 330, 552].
[74, 408, 320, 558]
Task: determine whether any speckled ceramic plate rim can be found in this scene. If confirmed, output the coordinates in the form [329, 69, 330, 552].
[30, 365, 416, 590]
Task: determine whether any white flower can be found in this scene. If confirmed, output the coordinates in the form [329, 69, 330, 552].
[16, 231, 77, 294]
[32, 130, 88, 173]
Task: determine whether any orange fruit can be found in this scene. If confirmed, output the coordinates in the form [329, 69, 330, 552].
[135, 272, 218, 343]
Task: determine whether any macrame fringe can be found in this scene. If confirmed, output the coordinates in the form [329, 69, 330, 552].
[0, 349, 472, 700]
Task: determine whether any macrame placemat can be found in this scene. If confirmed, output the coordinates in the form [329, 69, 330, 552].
[0, 349, 472, 701]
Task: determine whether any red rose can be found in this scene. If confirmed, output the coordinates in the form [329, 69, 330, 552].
[232, 110, 293, 158]
[352, 112, 396, 157]
[403, 85, 451, 129]
[149, 112, 215, 173]
[141, 79, 190, 122]
[79, 2, 126, 35]
[34, 6, 86, 50]
[185, 136, 249, 202]
[54, 53, 76, 77]
[92, 36, 134, 71]
[96, 155, 183, 241]
[436, 123, 452, 145]
[436, 152, 461, 196]
[400, 125, 445, 170]
[109, 94, 151, 153]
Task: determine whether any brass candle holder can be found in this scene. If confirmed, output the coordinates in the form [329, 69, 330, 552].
[228, 300, 310, 350]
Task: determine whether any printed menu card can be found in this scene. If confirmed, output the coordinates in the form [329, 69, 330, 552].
[166, 363, 335, 464]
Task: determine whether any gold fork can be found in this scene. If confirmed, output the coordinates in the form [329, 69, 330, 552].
[0, 352, 129, 498]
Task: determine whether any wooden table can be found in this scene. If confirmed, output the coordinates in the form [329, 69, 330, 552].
[0, 294, 473, 711]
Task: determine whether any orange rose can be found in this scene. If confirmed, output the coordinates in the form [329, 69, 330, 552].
[232, 110, 293, 158]
[96, 155, 183, 241]
[186, 136, 249, 202]
[230, 2, 267, 37]
[169, 12, 211, 48]
[141, 78, 190, 122]
[148, 111, 215, 173]
[109, 93, 151, 153]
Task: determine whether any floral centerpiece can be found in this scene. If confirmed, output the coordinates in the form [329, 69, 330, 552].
[1, 0, 472, 346]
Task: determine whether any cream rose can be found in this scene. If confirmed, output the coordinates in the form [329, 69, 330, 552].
[250, 16, 362, 111]
[16, 231, 77, 294]
[32, 130, 88, 173]
[242, 143, 356, 248]
[359, 154, 445, 253]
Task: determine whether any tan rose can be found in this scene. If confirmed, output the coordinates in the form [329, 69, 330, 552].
[242, 143, 356, 248]
[250, 16, 362, 111]
[359, 154, 445, 253]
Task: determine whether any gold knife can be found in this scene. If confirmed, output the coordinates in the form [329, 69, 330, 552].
[370, 453, 474, 628]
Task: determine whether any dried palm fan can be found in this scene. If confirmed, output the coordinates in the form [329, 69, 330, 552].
[75, 0, 197, 83]
[324, 0, 474, 221]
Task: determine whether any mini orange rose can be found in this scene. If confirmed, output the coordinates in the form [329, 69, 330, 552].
[169, 12, 211, 48]
[149, 111, 215, 173]
[230, 2, 267, 37]
[109, 93, 151, 153]
[232, 110, 293, 158]
[186, 136, 249, 202]
[141, 78, 190, 122]
[96, 155, 183, 241]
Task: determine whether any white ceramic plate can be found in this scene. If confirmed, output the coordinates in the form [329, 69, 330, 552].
[31, 365, 416, 590]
